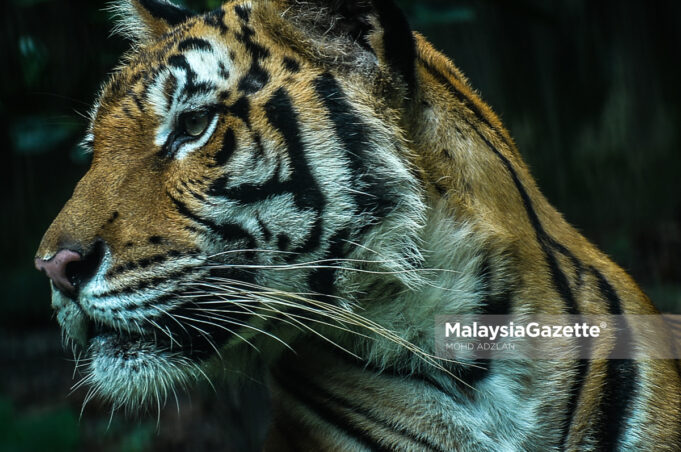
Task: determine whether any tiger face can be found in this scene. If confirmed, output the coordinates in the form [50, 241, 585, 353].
[34, 0, 424, 407]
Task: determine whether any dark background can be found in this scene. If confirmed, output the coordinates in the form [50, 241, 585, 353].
[1, 0, 680, 450]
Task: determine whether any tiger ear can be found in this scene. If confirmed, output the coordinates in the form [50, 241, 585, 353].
[284, 0, 416, 90]
[111, 0, 195, 42]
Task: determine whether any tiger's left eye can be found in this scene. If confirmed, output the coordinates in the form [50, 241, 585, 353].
[182, 111, 211, 137]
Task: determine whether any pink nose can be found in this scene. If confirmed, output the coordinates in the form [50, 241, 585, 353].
[35, 250, 82, 297]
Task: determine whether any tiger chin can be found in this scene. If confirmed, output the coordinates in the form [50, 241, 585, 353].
[34, 0, 681, 450]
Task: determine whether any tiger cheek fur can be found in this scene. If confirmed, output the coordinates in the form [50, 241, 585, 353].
[33, 0, 681, 450]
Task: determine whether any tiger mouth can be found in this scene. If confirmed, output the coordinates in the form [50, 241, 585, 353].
[86, 313, 228, 361]
[54, 265, 258, 366]
[60, 296, 243, 363]
[86, 321, 160, 352]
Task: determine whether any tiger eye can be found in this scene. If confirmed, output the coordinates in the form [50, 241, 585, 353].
[183, 111, 210, 137]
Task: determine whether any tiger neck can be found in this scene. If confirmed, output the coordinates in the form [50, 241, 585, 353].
[263, 338, 550, 451]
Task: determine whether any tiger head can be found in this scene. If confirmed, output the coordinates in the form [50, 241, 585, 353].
[35, 0, 434, 408]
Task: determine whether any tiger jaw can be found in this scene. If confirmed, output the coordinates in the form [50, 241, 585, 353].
[53, 277, 245, 359]
[51, 288, 192, 408]
[50, 253, 257, 409]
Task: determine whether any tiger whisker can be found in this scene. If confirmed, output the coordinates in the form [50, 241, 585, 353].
[192, 300, 372, 342]
[170, 314, 226, 359]
[203, 257, 463, 275]
[194, 278, 349, 303]
[173, 312, 260, 354]
[206, 248, 301, 259]
[144, 317, 181, 349]
[185, 281, 479, 385]
[193, 312, 295, 353]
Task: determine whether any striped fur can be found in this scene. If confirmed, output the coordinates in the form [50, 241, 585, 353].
[35, 0, 681, 450]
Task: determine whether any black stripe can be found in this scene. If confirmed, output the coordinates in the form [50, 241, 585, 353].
[225, 96, 251, 127]
[478, 258, 512, 316]
[169, 192, 256, 249]
[421, 60, 591, 448]
[273, 364, 450, 452]
[96, 266, 195, 298]
[238, 62, 269, 94]
[107, 250, 192, 277]
[263, 87, 326, 209]
[177, 38, 212, 52]
[256, 217, 272, 242]
[234, 4, 251, 22]
[312, 73, 394, 219]
[138, 0, 193, 26]
[184, 81, 216, 96]
[218, 62, 230, 80]
[121, 105, 134, 119]
[213, 167, 285, 204]
[419, 58, 516, 154]
[234, 23, 270, 94]
[309, 229, 350, 297]
[373, 0, 416, 91]
[168, 54, 195, 84]
[129, 90, 145, 113]
[550, 238, 585, 288]
[167, 54, 216, 96]
[272, 369, 393, 452]
[456, 360, 491, 390]
[331, 346, 482, 401]
[235, 24, 269, 60]
[276, 234, 290, 251]
[213, 127, 236, 167]
[203, 8, 228, 34]
[282, 57, 300, 73]
[592, 268, 637, 451]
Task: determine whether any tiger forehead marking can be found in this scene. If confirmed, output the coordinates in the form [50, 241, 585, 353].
[34, 0, 681, 450]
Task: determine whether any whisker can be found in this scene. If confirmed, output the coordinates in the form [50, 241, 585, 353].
[193, 312, 294, 353]
[173, 313, 259, 354]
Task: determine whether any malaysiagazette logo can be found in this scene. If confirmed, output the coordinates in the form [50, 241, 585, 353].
[445, 320, 603, 341]
[434, 314, 681, 360]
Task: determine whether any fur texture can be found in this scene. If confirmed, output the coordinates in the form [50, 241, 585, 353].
[35, 0, 681, 450]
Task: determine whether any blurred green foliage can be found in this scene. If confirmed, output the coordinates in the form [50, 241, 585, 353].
[0, 395, 157, 452]
[1, 0, 680, 450]
[0, 396, 79, 452]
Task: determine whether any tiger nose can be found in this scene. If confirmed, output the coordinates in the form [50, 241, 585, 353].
[34, 249, 83, 298]
[35, 250, 83, 297]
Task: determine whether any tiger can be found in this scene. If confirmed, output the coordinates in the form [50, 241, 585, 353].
[33, 0, 681, 450]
